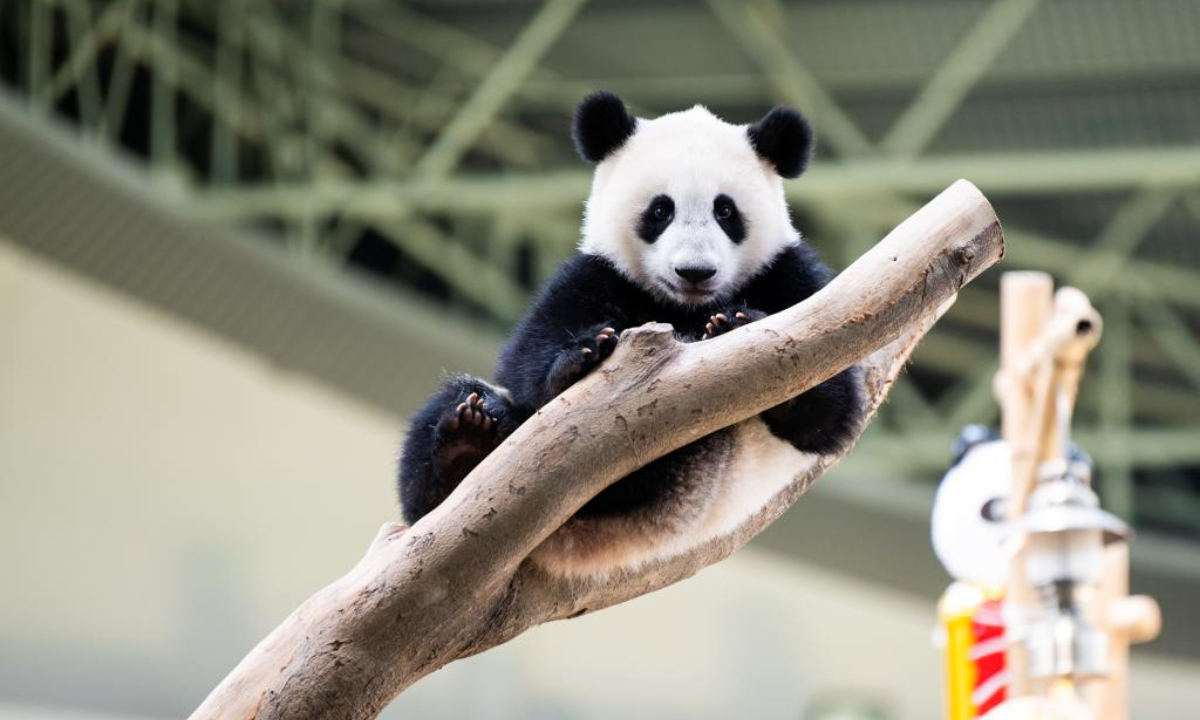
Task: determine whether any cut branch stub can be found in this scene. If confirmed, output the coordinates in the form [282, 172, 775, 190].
[191, 179, 1003, 720]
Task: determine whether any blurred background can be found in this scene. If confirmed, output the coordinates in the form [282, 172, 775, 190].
[0, 0, 1198, 718]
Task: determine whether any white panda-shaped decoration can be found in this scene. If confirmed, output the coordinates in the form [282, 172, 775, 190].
[932, 425, 1013, 591]
[398, 93, 864, 577]
[931, 427, 1098, 590]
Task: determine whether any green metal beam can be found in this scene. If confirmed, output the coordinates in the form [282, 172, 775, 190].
[188, 146, 1200, 217]
[1136, 290, 1200, 394]
[939, 284, 1200, 380]
[209, 0, 238, 184]
[859, 426, 1200, 475]
[1067, 190, 1178, 291]
[818, 194, 1200, 312]
[102, 0, 141, 141]
[1006, 229, 1200, 311]
[244, 4, 549, 172]
[1098, 299, 1135, 520]
[42, 0, 119, 123]
[150, 0, 178, 171]
[913, 332, 1200, 424]
[120, 22, 264, 142]
[26, 0, 50, 111]
[372, 216, 529, 323]
[519, 59, 1200, 108]
[880, 0, 1043, 157]
[705, 0, 873, 157]
[413, 0, 588, 180]
[352, 2, 600, 117]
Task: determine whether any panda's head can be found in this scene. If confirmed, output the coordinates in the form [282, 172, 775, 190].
[574, 92, 815, 307]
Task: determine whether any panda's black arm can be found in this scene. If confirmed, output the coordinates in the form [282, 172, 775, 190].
[740, 243, 866, 454]
[495, 254, 640, 410]
[759, 365, 864, 454]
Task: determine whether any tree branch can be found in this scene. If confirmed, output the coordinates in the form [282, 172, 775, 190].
[191, 180, 1004, 720]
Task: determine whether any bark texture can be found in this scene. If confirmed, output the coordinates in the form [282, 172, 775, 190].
[191, 180, 1004, 720]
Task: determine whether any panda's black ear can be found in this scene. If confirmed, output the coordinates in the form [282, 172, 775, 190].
[747, 106, 814, 179]
[573, 91, 637, 164]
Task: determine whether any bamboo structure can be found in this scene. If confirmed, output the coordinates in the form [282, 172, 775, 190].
[996, 272, 1160, 720]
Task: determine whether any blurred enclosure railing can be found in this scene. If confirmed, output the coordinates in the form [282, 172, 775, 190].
[1, 0, 1199, 542]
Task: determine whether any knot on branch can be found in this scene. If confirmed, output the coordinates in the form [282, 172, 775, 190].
[617, 322, 677, 355]
[595, 322, 681, 388]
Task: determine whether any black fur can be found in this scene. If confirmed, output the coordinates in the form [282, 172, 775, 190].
[545, 324, 619, 398]
[637, 194, 675, 244]
[398, 376, 523, 523]
[398, 244, 863, 525]
[713, 193, 747, 243]
[747, 106, 815, 179]
[573, 92, 637, 163]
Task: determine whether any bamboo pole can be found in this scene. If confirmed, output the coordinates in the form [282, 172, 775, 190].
[998, 276, 1159, 720]
[998, 271, 1054, 698]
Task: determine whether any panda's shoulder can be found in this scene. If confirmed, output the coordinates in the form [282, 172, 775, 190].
[536, 253, 629, 302]
[561, 252, 628, 287]
[772, 242, 833, 284]
[526, 252, 642, 321]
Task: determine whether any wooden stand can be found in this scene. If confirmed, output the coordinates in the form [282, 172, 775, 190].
[996, 272, 1159, 720]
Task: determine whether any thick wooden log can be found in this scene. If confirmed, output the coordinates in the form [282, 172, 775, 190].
[191, 179, 1004, 720]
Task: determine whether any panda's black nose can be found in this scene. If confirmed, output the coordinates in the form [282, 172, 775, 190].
[675, 266, 717, 284]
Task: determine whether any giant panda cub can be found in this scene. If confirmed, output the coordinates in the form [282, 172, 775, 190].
[399, 92, 863, 576]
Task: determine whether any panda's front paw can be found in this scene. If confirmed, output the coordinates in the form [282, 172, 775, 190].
[703, 308, 767, 340]
[547, 325, 619, 397]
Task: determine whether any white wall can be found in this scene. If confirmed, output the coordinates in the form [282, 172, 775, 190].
[1, 240, 1195, 720]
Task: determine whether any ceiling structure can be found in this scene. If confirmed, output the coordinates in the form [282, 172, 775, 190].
[1, 0, 1198, 573]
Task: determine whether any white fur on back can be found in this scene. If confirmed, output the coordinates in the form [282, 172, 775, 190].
[531, 419, 819, 578]
[699, 418, 820, 539]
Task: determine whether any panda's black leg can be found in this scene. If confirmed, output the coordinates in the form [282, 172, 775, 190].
[760, 365, 864, 456]
[545, 323, 620, 399]
[398, 376, 524, 524]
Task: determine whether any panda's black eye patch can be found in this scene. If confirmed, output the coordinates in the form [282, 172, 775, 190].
[638, 195, 675, 244]
[981, 497, 1006, 523]
[713, 193, 746, 244]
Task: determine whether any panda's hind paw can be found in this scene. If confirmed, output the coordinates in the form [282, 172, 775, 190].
[437, 391, 500, 464]
[445, 392, 495, 432]
[703, 308, 766, 340]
